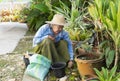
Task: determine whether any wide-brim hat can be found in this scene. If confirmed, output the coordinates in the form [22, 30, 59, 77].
[45, 14, 66, 26]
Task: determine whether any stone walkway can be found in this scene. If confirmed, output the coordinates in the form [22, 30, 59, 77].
[0, 22, 28, 55]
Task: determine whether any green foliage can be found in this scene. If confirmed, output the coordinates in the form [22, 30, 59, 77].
[21, 0, 71, 32]
[26, 8, 48, 31]
[81, 43, 93, 53]
[88, 0, 110, 44]
[88, 0, 111, 22]
[67, 29, 91, 41]
[94, 67, 120, 81]
[103, 47, 115, 68]
[104, 0, 120, 43]
[103, 0, 120, 66]
[35, 3, 49, 13]
[53, 0, 91, 41]
[88, 0, 120, 67]
[27, 0, 52, 31]
[68, 29, 81, 41]
[53, 0, 89, 30]
[21, 0, 54, 32]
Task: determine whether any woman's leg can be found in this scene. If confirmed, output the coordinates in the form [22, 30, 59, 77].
[33, 38, 60, 62]
[55, 40, 69, 62]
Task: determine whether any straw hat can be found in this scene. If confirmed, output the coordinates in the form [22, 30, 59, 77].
[46, 14, 66, 26]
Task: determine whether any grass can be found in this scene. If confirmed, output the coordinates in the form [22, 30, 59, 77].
[13, 31, 35, 54]
[0, 59, 8, 67]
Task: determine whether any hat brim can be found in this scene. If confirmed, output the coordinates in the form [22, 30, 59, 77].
[45, 21, 65, 26]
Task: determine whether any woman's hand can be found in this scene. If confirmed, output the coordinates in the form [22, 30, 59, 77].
[68, 60, 74, 68]
[48, 35, 55, 41]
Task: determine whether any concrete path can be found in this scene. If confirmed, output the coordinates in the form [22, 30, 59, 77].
[0, 22, 28, 55]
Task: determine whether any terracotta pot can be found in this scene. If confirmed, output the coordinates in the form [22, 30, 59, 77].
[75, 54, 105, 79]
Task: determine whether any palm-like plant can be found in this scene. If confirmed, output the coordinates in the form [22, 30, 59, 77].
[88, 0, 120, 67]
[53, 0, 91, 42]
[103, 0, 120, 66]
[53, 0, 88, 30]
[94, 66, 120, 81]
[88, 0, 111, 46]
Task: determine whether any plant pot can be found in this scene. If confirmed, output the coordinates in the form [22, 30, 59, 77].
[51, 62, 66, 78]
[75, 54, 105, 78]
[85, 77, 99, 81]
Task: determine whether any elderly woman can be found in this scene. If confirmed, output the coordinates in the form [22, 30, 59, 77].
[33, 14, 74, 68]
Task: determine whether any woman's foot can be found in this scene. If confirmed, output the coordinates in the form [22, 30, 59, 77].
[24, 53, 30, 58]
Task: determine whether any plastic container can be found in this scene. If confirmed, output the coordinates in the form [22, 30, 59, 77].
[51, 62, 66, 78]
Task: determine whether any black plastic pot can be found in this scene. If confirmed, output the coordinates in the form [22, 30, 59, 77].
[51, 62, 66, 78]
[23, 54, 33, 68]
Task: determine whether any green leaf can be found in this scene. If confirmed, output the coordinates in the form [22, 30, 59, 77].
[94, 67, 120, 81]
[71, 9, 79, 22]
[117, 1, 120, 31]
[110, 1, 117, 21]
[88, 5, 99, 20]
[106, 50, 115, 68]
[53, 0, 70, 20]
[95, 0, 102, 16]
[102, 67, 108, 80]
[35, 3, 49, 13]
[112, 73, 120, 81]
[104, 47, 115, 68]
[108, 66, 117, 81]
[94, 68, 104, 81]
[105, 47, 110, 57]
[105, 17, 115, 32]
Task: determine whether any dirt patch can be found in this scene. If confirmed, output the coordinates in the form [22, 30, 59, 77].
[0, 54, 25, 81]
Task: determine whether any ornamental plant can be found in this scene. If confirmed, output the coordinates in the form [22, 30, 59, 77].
[88, 0, 120, 68]
[94, 66, 120, 81]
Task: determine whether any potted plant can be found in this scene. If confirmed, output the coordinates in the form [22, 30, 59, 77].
[88, 0, 120, 69]
[74, 42, 105, 80]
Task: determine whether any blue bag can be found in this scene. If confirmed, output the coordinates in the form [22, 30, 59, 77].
[25, 54, 51, 81]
